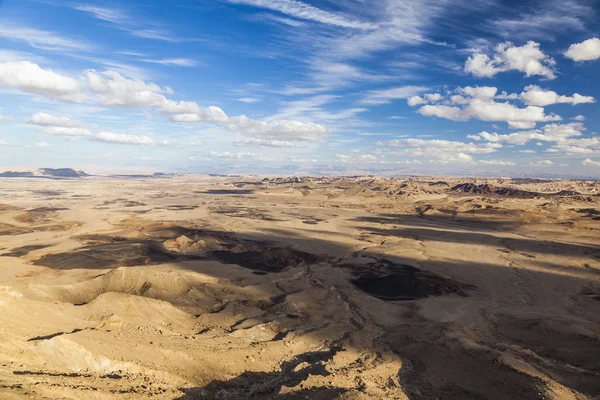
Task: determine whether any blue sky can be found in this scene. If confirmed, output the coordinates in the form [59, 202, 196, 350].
[0, 0, 599, 176]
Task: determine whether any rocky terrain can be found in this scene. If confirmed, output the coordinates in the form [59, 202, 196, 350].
[0, 175, 599, 399]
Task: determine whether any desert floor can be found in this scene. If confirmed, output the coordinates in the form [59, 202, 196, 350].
[0, 175, 599, 399]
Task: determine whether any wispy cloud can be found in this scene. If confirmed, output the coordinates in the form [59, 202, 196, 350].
[74, 5, 128, 24]
[0, 23, 91, 51]
[141, 58, 199, 67]
[226, 0, 377, 30]
[360, 86, 429, 105]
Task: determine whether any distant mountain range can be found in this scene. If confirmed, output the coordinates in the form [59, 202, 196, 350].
[0, 168, 89, 178]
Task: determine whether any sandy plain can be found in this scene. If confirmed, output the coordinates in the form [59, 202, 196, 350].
[0, 174, 599, 399]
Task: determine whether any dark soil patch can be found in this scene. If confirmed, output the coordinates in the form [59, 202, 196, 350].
[198, 189, 254, 195]
[1, 244, 51, 257]
[215, 208, 284, 222]
[164, 205, 199, 211]
[345, 259, 476, 301]
[208, 247, 320, 273]
[33, 240, 205, 270]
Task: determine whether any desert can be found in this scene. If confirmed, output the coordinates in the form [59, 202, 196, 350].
[0, 173, 598, 399]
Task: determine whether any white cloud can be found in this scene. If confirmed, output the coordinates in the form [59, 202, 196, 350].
[529, 159, 554, 167]
[470, 122, 585, 145]
[519, 150, 536, 154]
[0, 61, 84, 102]
[418, 100, 560, 128]
[74, 5, 127, 24]
[465, 41, 556, 79]
[93, 132, 155, 145]
[572, 115, 585, 121]
[141, 58, 199, 67]
[86, 70, 327, 141]
[86, 70, 166, 107]
[360, 86, 428, 105]
[382, 138, 502, 154]
[0, 139, 7, 145]
[237, 97, 260, 103]
[289, 156, 317, 163]
[260, 13, 306, 27]
[26, 112, 92, 137]
[33, 141, 51, 148]
[129, 29, 179, 42]
[472, 122, 600, 156]
[565, 38, 600, 62]
[232, 138, 302, 148]
[583, 159, 600, 167]
[0, 23, 90, 51]
[0, 115, 12, 121]
[407, 96, 426, 106]
[424, 93, 443, 102]
[27, 112, 83, 128]
[520, 85, 595, 106]
[3, 61, 327, 144]
[226, 0, 377, 30]
[486, 0, 591, 41]
[209, 151, 272, 161]
[477, 160, 516, 166]
[377, 137, 504, 165]
[35, 126, 94, 137]
[413, 85, 562, 128]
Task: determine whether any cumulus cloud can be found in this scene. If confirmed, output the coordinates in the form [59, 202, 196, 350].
[465, 41, 556, 79]
[376, 137, 505, 165]
[469, 122, 585, 145]
[565, 38, 600, 62]
[470, 122, 600, 156]
[476, 160, 516, 166]
[27, 112, 83, 128]
[289, 156, 318, 163]
[572, 115, 585, 121]
[0, 115, 11, 121]
[519, 85, 595, 106]
[382, 138, 502, 154]
[93, 132, 155, 145]
[0, 61, 84, 102]
[86, 70, 167, 107]
[26, 112, 92, 137]
[85, 70, 327, 141]
[583, 158, 600, 166]
[407, 96, 427, 106]
[25, 112, 156, 145]
[411, 86, 562, 128]
[528, 159, 554, 167]
[0, 62, 327, 143]
[209, 151, 273, 161]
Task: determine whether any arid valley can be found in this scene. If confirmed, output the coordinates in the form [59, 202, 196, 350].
[0, 173, 599, 399]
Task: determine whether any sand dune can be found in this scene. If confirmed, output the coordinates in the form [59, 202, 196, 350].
[0, 175, 599, 399]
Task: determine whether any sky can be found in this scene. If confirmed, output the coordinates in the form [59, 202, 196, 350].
[0, 0, 599, 177]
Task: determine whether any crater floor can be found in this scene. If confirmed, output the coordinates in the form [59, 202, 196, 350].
[0, 175, 599, 399]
